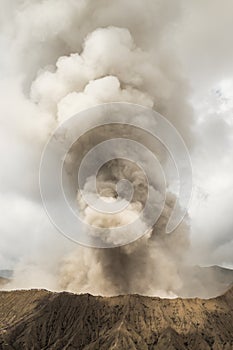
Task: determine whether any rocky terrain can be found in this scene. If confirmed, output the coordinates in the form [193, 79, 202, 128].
[0, 286, 232, 350]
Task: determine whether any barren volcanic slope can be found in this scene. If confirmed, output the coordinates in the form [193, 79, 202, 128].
[0, 288, 233, 350]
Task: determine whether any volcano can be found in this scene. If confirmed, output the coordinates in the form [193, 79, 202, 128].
[0, 285, 232, 349]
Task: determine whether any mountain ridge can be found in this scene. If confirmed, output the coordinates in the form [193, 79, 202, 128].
[0, 286, 232, 349]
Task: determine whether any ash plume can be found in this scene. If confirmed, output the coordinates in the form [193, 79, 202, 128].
[1, 0, 233, 298]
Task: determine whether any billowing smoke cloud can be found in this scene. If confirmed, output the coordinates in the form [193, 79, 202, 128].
[1, 0, 233, 297]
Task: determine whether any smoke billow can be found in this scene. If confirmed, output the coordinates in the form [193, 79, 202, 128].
[1, 0, 233, 297]
[59, 194, 189, 296]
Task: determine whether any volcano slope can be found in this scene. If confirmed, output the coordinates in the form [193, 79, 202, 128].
[0, 287, 232, 350]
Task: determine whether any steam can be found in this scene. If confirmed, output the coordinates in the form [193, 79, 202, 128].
[1, 0, 233, 298]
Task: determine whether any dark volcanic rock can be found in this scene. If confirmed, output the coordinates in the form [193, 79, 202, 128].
[0, 287, 232, 349]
